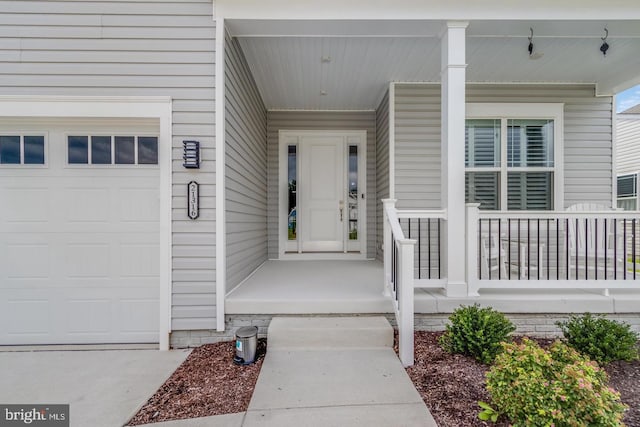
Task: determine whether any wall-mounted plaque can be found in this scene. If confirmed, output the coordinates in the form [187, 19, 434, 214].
[188, 181, 199, 220]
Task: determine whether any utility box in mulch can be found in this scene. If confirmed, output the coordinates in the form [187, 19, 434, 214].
[234, 326, 258, 365]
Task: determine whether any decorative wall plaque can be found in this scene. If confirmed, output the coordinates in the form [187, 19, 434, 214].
[188, 181, 199, 220]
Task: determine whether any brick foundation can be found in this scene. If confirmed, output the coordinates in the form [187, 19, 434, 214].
[170, 313, 640, 348]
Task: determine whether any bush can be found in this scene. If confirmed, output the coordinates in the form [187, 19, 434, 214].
[556, 313, 639, 364]
[439, 304, 515, 364]
[484, 338, 627, 427]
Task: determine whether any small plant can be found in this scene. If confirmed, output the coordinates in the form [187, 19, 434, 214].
[477, 401, 500, 423]
[439, 304, 515, 364]
[485, 338, 627, 427]
[556, 313, 639, 364]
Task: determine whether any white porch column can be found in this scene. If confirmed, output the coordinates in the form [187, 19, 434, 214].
[441, 21, 468, 297]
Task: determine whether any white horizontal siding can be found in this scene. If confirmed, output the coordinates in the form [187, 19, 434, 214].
[266, 111, 377, 259]
[376, 90, 390, 261]
[392, 83, 613, 210]
[616, 116, 640, 176]
[224, 30, 268, 293]
[394, 84, 442, 210]
[0, 1, 217, 331]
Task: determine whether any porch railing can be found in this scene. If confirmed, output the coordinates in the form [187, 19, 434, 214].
[468, 204, 640, 296]
[383, 199, 447, 367]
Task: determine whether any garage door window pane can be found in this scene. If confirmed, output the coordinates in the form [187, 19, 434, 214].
[68, 136, 88, 164]
[138, 137, 158, 165]
[0, 136, 20, 164]
[115, 136, 135, 164]
[24, 136, 45, 164]
[91, 136, 112, 164]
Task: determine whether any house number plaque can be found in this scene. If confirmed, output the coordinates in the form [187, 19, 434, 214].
[188, 181, 199, 220]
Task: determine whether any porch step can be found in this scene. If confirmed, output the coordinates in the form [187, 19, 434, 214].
[267, 316, 393, 350]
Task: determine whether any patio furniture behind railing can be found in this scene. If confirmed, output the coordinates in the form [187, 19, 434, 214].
[468, 204, 639, 296]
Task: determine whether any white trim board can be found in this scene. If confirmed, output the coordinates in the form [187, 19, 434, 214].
[216, 1, 640, 20]
[0, 95, 173, 350]
[215, 18, 227, 332]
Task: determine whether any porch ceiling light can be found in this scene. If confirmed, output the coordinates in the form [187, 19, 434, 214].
[600, 28, 610, 56]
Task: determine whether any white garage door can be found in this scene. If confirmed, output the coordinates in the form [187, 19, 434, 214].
[0, 118, 161, 345]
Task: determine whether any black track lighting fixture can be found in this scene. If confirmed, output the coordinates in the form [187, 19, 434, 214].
[600, 28, 609, 56]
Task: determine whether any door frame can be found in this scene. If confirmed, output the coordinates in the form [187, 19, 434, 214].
[278, 130, 367, 260]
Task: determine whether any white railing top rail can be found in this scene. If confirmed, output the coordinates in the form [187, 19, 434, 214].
[478, 210, 640, 220]
[396, 209, 448, 220]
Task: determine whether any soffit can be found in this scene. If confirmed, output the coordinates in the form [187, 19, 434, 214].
[228, 20, 640, 110]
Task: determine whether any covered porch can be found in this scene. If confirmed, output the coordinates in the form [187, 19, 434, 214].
[214, 2, 640, 365]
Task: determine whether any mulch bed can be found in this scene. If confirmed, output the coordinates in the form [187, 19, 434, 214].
[128, 332, 638, 426]
[406, 331, 640, 427]
[126, 339, 266, 425]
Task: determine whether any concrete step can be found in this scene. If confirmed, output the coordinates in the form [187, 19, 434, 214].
[267, 316, 393, 350]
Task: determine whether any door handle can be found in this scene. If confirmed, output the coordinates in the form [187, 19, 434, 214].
[339, 207, 343, 222]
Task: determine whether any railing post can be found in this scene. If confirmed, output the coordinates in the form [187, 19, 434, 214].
[382, 199, 397, 297]
[398, 238, 416, 367]
[466, 203, 481, 296]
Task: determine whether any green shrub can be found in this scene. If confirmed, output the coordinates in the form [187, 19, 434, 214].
[556, 313, 639, 364]
[439, 304, 515, 364]
[484, 338, 627, 427]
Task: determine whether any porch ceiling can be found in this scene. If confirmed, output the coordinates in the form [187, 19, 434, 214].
[227, 19, 640, 110]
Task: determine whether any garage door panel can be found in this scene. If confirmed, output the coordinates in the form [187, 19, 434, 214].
[120, 244, 159, 278]
[119, 298, 159, 334]
[0, 288, 159, 344]
[5, 298, 52, 337]
[119, 188, 160, 222]
[65, 299, 112, 335]
[65, 188, 111, 222]
[0, 188, 50, 223]
[65, 243, 111, 278]
[5, 243, 50, 279]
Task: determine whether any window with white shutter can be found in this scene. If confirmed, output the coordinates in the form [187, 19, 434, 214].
[617, 173, 638, 211]
[465, 104, 562, 211]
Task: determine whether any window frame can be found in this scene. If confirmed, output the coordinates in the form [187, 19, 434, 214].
[466, 103, 564, 211]
[0, 132, 48, 167]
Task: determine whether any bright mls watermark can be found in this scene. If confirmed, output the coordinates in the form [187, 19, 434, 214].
[0, 405, 68, 426]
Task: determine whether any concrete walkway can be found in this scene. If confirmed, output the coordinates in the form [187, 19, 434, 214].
[140, 317, 436, 427]
[242, 316, 436, 427]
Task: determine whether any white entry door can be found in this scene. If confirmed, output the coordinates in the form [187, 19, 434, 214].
[300, 136, 345, 252]
[280, 130, 366, 257]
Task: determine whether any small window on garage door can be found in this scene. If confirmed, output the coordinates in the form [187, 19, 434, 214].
[0, 134, 46, 165]
[68, 135, 158, 165]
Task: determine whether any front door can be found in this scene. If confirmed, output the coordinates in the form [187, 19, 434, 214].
[300, 136, 344, 252]
[280, 131, 366, 257]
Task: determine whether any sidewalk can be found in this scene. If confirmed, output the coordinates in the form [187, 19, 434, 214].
[143, 316, 436, 427]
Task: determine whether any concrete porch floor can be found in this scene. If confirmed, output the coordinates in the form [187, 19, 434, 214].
[226, 260, 392, 314]
[225, 260, 640, 318]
